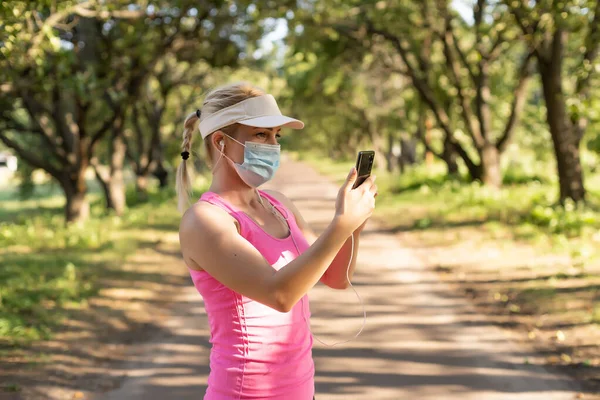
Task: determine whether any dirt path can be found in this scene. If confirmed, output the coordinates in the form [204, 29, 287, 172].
[94, 158, 592, 400]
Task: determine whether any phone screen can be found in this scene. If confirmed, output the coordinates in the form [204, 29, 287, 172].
[353, 151, 375, 189]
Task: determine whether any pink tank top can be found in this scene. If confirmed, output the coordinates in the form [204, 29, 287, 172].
[188, 190, 315, 400]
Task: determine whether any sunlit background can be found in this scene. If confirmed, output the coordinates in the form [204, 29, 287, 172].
[0, 0, 599, 398]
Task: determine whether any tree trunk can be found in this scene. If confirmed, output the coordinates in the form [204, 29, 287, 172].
[93, 133, 126, 215]
[539, 57, 585, 202]
[60, 177, 89, 223]
[479, 143, 501, 187]
[93, 165, 125, 214]
[107, 133, 126, 214]
[368, 125, 386, 174]
[151, 140, 169, 189]
[415, 107, 458, 176]
[153, 161, 168, 189]
[94, 166, 113, 209]
[424, 115, 434, 166]
[347, 129, 360, 158]
[398, 138, 417, 173]
[442, 135, 459, 176]
[135, 174, 150, 202]
[385, 133, 399, 173]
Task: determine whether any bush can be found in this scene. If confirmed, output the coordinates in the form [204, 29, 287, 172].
[375, 161, 600, 238]
[526, 200, 600, 236]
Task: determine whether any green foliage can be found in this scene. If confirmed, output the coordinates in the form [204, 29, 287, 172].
[501, 166, 550, 185]
[285, 0, 536, 178]
[398, 174, 599, 237]
[0, 179, 203, 346]
[0, 0, 275, 221]
[305, 152, 600, 241]
[0, 256, 96, 342]
[14, 162, 36, 201]
[587, 131, 600, 155]
[391, 164, 469, 193]
[526, 201, 600, 236]
[125, 183, 174, 208]
[284, 0, 600, 204]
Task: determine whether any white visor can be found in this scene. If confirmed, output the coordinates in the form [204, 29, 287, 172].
[198, 94, 304, 139]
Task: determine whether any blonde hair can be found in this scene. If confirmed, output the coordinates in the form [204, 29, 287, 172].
[176, 82, 265, 212]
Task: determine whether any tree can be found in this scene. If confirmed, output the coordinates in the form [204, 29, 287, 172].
[0, 4, 127, 221]
[283, 17, 416, 168]
[125, 59, 192, 200]
[505, 0, 600, 202]
[283, 0, 533, 185]
[0, 1, 268, 221]
[363, 0, 534, 186]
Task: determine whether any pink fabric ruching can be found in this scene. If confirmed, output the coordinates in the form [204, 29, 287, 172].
[187, 190, 315, 400]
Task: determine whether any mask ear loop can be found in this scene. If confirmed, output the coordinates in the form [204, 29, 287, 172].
[260, 196, 366, 347]
[211, 135, 232, 172]
[212, 133, 247, 172]
[212, 149, 224, 171]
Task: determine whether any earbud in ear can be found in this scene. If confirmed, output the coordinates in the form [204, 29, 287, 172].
[219, 140, 224, 148]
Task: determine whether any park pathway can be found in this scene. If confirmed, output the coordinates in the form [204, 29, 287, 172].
[95, 157, 587, 400]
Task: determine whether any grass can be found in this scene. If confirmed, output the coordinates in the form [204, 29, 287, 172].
[0, 177, 207, 348]
[295, 151, 600, 249]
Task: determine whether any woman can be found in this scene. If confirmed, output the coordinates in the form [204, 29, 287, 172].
[177, 82, 377, 400]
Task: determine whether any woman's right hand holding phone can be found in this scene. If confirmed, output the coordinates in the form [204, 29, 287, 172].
[334, 167, 377, 234]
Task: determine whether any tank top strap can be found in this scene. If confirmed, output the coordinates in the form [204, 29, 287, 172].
[199, 191, 235, 212]
[258, 190, 308, 254]
[198, 191, 250, 236]
[257, 190, 294, 222]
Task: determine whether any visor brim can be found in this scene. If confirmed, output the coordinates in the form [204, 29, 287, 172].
[238, 115, 304, 130]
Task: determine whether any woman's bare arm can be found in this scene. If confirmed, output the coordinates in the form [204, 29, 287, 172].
[265, 190, 360, 290]
[179, 169, 375, 311]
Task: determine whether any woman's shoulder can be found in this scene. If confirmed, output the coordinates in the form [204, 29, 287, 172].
[179, 201, 235, 236]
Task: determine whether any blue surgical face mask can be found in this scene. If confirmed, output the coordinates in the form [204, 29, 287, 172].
[218, 134, 280, 188]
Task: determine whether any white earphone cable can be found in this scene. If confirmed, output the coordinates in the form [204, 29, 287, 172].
[261, 193, 366, 347]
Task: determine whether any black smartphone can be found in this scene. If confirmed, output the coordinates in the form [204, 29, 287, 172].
[352, 150, 375, 189]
